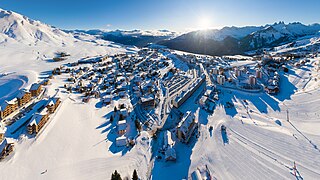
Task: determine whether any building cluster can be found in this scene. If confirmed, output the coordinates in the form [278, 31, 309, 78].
[199, 85, 218, 113]
[27, 97, 61, 135]
[173, 75, 205, 108]
[164, 70, 195, 97]
[0, 124, 13, 160]
[176, 111, 199, 143]
[0, 83, 43, 120]
[162, 130, 176, 161]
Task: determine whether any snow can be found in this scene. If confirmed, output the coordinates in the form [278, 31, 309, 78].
[0, 7, 320, 180]
[192, 26, 262, 41]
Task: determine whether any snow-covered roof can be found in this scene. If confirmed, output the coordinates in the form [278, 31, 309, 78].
[28, 114, 43, 126]
[165, 146, 176, 160]
[164, 130, 174, 146]
[140, 94, 155, 103]
[177, 111, 197, 135]
[16, 89, 29, 99]
[116, 136, 127, 146]
[28, 108, 48, 126]
[117, 120, 127, 131]
[46, 97, 59, 107]
[0, 98, 17, 111]
[30, 83, 41, 91]
[7, 98, 17, 105]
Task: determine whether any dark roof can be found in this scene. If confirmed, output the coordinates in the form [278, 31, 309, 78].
[30, 83, 41, 91]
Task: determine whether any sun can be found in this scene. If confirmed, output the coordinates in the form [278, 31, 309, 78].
[198, 17, 211, 30]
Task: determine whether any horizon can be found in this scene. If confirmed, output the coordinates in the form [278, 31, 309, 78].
[0, 0, 320, 32]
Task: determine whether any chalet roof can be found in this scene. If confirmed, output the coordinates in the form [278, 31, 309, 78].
[16, 89, 30, 99]
[140, 94, 155, 103]
[116, 136, 127, 146]
[177, 111, 196, 135]
[46, 98, 59, 107]
[7, 98, 17, 105]
[0, 102, 7, 111]
[165, 146, 176, 160]
[0, 98, 17, 111]
[28, 108, 48, 126]
[164, 130, 174, 147]
[117, 120, 127, 131]
[30, 83, 41, 91]
[28, 114, 43, 126]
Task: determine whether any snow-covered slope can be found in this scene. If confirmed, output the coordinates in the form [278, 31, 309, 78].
[68, 29, 179, 47]
[0, 8, 128, 103]
[190, 26, 262, 41]
[0, 8, 75, 45]
[272, 33, 320, 54]
[75, 29, 178, 38]
[247, 22, 320, 48]
[161, 22, 320, 55]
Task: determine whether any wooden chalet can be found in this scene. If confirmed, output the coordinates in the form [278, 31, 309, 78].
[46, 97, 61, 114]
[29, 83, 42, 97]
[27, 108, 49, 135]
[0, 138, 14, 160]
[16, 89, 31, 107]
[0, 98, 18, 119]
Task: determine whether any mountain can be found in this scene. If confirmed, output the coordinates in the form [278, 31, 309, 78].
[160, 22, 320, 55]
[68, 29, 178, 47]
[0, 8, 126, 73]
[0, 8, 76, 45]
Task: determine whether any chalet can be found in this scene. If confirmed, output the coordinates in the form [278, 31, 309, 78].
[176, 111, 199, 143]
[199, 96, 208, 107]
[0, 98, 18, 119]
[140, 94, 156, 108]
[116, 136, 127, 147]
[103, 95, 112, 105]
[117, 120, 127, 135]
[29, 83, 42, 97]
[162, 130, 176, 161]
[27, 108, 49, 135]
[173, 76, 205, 108]
[46, 97, 61, 114]
[119, 91, 127, 98]
[165, 146, 176, 161]
[163, 130, 174, 149]
[16, 89, 31, 107]
[120, 108, 128, 118]
[0, 138, 14, 160]
[42, 79, 50, 86]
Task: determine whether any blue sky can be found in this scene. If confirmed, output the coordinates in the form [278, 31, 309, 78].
[0, 0, 319, 32]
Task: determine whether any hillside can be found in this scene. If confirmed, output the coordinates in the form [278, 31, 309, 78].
[69, 29, 178, 47]
[0, 7, 320, 180]
[160, 22, 320, 55]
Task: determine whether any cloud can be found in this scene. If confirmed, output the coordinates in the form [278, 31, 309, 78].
[106, 24, 112, 27]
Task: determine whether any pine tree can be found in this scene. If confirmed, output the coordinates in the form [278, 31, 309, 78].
[111, 170, 122, 180]
[132, 169, 138, 180]
[114, 106, 118, 112]
[110, 115, 114, 122]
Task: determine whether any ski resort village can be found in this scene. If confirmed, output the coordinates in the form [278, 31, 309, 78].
[0, 4, 320, 180]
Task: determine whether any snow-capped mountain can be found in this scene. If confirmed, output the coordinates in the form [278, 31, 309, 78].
[0, 8, 126, 72]
[160, 22, 320, 55]
[187, 26, 262, 41]
[68, 29, 178, 47]
[244, 22, 320, 48]
[0, 8, 76, 45]
[73, 29, 178, 38]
